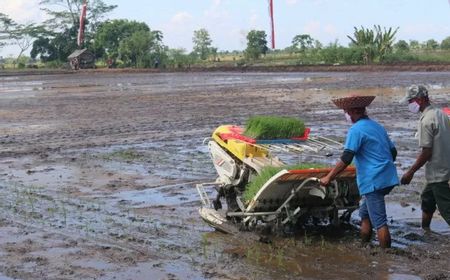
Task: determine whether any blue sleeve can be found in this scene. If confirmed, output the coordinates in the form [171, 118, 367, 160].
[344, 127, 362, 153]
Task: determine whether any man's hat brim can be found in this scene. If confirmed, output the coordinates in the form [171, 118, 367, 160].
[332, 96, 376, 109]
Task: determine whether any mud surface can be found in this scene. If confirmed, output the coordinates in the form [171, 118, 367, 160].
[0, 71, 449, 279]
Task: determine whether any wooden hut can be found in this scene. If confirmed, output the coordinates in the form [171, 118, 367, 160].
[67, 49, 95, 70]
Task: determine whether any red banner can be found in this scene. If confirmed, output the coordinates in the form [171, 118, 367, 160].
[77, 1, 87, 47]
[269, 0, 275, 49]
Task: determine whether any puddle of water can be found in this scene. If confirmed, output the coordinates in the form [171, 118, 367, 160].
[387, 202, 450, 235]
[0, 273, 15, 280]
[112, 183, 198, 207]
[6, 164, 75, 189]
[73, 259, 116, 271]
[99, 260, 203, 280]
[389, 273, 422, 280]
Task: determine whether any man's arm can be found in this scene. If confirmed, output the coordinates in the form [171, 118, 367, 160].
[391, 147, 397, 161]
[400, 147, 432, 184]
[320, 149, 353, 186]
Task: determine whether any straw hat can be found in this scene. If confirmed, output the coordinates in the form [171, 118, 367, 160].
[332, 96, 375, 109]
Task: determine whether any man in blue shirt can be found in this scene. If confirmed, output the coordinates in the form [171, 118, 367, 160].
[320, 95, 399, 248]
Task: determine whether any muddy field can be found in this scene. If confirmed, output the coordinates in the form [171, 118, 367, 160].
[0, 71, 449, 280]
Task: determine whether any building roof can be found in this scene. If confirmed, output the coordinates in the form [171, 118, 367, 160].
[68, 48, 90, 59]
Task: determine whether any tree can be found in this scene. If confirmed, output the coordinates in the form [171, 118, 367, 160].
[0, 13, 15, 49]
[374, 25, 398, 61]
[39, 0, 116, 32]
[347, 25, 398, 64]
[409, 40, 420, 50]
[441, 36, 450, 50]
[192, 28, 212, 60]
[425, 39, 439, 50]
[94, 19, 150, 60]
[39, 0, 117, 52]
[291, 34, 314, 53]
[30, 25, 78, 62]
[118, 29, 165, 67]
[30, 37, 57, 62]
[10, 24, 47, 63]
[347, 26, 376, 64]
[394, 40, 409, 52]
[167, 48, 196, 68]
[245, 30, 268, 60]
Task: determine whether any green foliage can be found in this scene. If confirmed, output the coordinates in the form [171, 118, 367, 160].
[39, 0, 116, 33]
[441, 36, 450, 50]
[118, 30, 155, 67]
[394, 40, 409, 52]
[347, 26, 376, 64]
[245, 30, 268, 60]
[244, 116, 305, 140]
[193, 28, 213, 60]
[382, 52, 419, 64]
[318, 42, 364, 64]
[347, 25, 398, 64]
[104, 149, 143, 161]
[243, 163, 327, 202]
[0, 12, 15, 48]
[44, 60, 65, 68]
[94, 19, 150, 60]
[94, 19, 166, 68]
[31, 25, 78, 62]
[425, 39, 439, 50]
[409, 40, 420, 50]
[291, 34, 314, 53]
[166, 48, 196, 68]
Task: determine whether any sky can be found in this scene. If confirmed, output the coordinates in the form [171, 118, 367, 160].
[1, 0, 450, 57]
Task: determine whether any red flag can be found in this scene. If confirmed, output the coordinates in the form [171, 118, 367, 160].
[77, 0, 87, 47]
[269, 0, 275, 49]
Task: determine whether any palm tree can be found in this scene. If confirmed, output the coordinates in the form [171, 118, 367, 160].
[347, 26, 376, 64]
[348, 25, 398, 64]
[375, 25, 398, 62]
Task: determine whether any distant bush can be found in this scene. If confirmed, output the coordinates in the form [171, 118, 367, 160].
[44, 60, 65, 69]
[382, 52, 419, 63]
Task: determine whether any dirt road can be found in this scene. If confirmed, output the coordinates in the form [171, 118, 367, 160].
[0, 71, 449, 279]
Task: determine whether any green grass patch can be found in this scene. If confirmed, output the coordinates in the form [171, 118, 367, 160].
[244, 116, 305, 140]
[103, 149, 143, 161]
[243, 163, 327, 202]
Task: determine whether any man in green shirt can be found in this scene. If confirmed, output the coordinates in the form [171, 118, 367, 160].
[400, 85, 450, 228]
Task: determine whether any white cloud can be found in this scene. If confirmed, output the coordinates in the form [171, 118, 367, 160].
[286, 0, 298, 5]
[250, 13, 260, 29]
[203, 0, 230, 27]
[1, 0, 46, 23]
[170, 12, 193, 26]
[303, 21, 321, 34]
[158, 12, 195, 49]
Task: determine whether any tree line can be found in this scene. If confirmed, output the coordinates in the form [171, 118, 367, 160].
[1, 0, 450, 69]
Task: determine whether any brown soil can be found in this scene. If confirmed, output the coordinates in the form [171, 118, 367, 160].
[0, 71, 448, 279]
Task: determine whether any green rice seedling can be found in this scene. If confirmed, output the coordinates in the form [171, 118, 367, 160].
[244, 116, 305, 140]
[243, 163, 327, 202]
[103, 148, 143, 161]
[201, 234, 209, 259]
[303, 230, 312, 246]
[276, 247, 285, 268]
[61, 201, 67, 226]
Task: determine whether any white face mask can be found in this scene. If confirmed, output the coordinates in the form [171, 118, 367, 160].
[408, 101, 420, 114]
[345, 112, 353, 123]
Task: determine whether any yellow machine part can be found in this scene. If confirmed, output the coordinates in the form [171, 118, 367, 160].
[212, 125, 269, 161]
